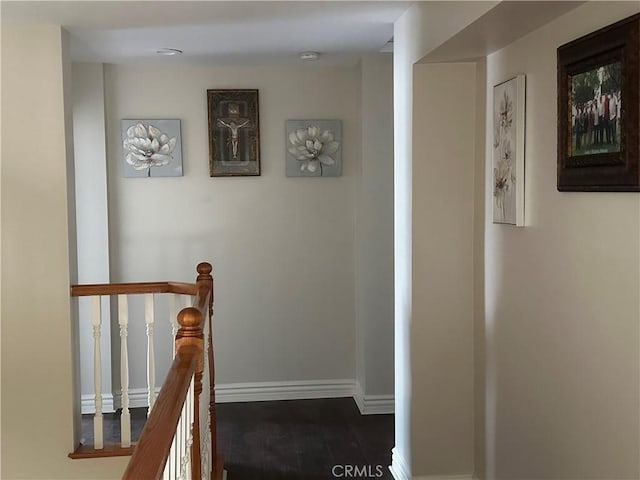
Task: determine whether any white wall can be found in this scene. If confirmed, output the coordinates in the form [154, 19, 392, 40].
[411, 62, 477, 476]
[473, 57, 487, 480]
[72, 63, 113, 408]
[356, 54, 394, 404]
[103, 64, 361, 390]
[1, 23, 127, 479]
[483, 2, 640, 478]
[392, 11, 416, 473]
[392, 3, 497, 477]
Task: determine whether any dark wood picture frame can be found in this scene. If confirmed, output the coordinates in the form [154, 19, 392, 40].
[557, 13, 639, 191]
[207, 89, 260, 176]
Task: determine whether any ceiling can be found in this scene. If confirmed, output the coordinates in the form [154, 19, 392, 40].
[420, 1, 584, 63]
[2, 1, 411, 66]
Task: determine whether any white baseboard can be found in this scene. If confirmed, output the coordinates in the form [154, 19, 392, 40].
[390, 447, 410, 480]
[113, 387, 162, 409]
[214, 379, 355, 403]
[81, 393, 115, 414]
[82, 388, 161, 413]
[354, 382, 395, 415]
[82, 380, 395, 415]
[389, 447, 475, 480]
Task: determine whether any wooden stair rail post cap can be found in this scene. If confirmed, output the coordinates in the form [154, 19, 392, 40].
[176, 307, 204, 376]
[197, 262, 212, 278]
[176, 307, 203, 336]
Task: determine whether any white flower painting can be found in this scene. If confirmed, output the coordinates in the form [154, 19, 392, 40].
[286, 120, 342, 177]
[121, 119, 183, 177]
[493, 76, 525, 226]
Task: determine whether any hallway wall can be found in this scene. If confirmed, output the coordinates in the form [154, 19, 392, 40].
[355, 54, 395, 404]
[103, 63, 361, 390]
[392, 2, 498, 477]
[411, 61, 478, 476]
[482, 2, 640, 478]
[72, 62, 113, 408]
[393, 2, 640, 479]
[1, 24, 127, 480]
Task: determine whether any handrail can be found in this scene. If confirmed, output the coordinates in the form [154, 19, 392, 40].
[122, 262, 219, 480]
[195, 262, 217, 472]
[122, 345, 198, 479]
[71, 281, 197, 297]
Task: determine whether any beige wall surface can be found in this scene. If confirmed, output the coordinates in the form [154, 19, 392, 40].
[392, 4, 496, 474]
[356, 54, 394, 397]
[72, 63, 114, 401]
[473, 57, 487, 480]
[104, 64, 360, 387]
[411, 62, 477, 476]
[1, 24, 127, 479]
[483, 2, 640, 479]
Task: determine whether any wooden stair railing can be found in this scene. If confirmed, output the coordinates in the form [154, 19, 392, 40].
[69, 262, 222, 479]
[123, 263, 222, 479]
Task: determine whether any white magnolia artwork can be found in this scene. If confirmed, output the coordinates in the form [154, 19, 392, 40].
[286, 120, 342, 177]
[121, 119, 183, 177]
[493, 75, 525, 226]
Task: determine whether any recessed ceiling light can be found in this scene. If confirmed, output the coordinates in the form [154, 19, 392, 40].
[156, 48, 183, 56]
[299, 51, 320, 61]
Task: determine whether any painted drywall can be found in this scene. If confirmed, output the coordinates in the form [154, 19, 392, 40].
[72, 63, 114, 407]
[392, 2, 497, 476]
[1, 23, 127, 479]
[392, 10, 416, 473]
[473, 57, 487, 480]
[412, 62, 476, 476]
[103, 64, 360, 391]
[483, 2, 640, 478]
[355, 54, 394, 401]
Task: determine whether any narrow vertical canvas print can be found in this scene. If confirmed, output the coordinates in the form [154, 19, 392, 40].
[121, 119, 183, 178]
[493, 75, 525, 226]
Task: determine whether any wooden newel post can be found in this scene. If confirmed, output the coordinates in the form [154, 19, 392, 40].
[196, 262, 217, 477]
[176, 307, 203, 480]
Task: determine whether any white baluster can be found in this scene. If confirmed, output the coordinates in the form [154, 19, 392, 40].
[176, 408, 183, 480]
[179, 402, 187, 480]
[164, 431, 177, 480]
[145, 293, 156, 413]
[118, 294, 131, 447]
[91, 295, 104, 449]
[169, 294, 179, 357]
[188, 378, 195, 479]
[166, 430, 177, 480]
[180, 378, 194, 480]
[201, 309, 212, 479]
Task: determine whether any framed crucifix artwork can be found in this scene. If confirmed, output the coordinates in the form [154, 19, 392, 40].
[207, 89, 261, 176]
[557, 13, 639, 191]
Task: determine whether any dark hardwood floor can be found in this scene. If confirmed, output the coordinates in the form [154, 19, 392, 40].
[218, 398, 394, 480]
[82, 398, 394, 479]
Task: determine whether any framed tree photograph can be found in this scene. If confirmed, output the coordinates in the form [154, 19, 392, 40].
[557, 13, 639, 191]
[207, 89, 260, 176]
